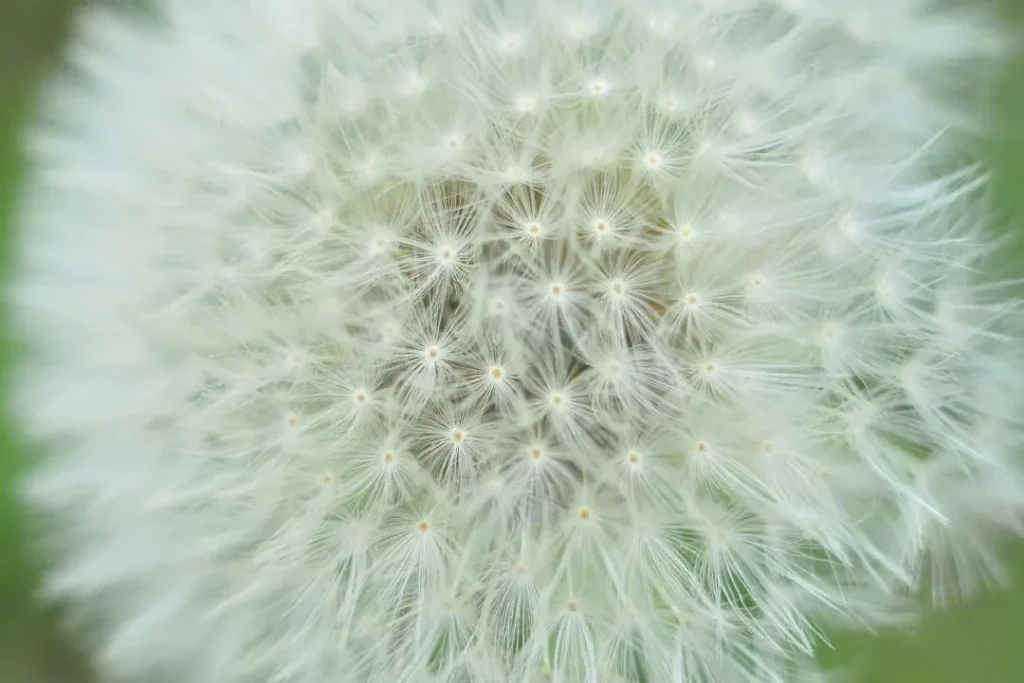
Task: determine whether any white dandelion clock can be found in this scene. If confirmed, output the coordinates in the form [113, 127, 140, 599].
[8, 1, 1024, 682]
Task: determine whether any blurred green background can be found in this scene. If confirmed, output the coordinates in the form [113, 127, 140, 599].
[2, 1, 1024, 682]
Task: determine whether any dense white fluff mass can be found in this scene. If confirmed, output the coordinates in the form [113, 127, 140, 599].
[9, 0, 1024, 681]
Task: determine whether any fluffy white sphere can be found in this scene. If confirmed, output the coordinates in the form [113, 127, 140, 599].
[9, 1, 1024, 682]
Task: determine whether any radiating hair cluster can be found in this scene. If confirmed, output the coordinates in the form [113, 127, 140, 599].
[9, 1, 1024, 682]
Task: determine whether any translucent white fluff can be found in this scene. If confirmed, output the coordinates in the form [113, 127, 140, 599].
[9, 1, 1024, 682]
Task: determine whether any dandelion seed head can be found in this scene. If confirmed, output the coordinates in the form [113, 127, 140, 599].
[9, 1, 1024, 682]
